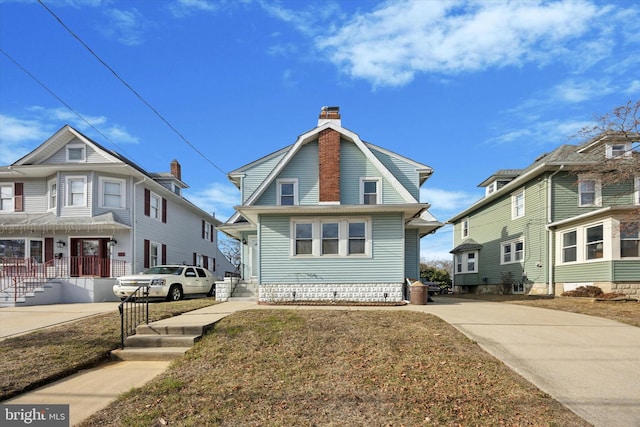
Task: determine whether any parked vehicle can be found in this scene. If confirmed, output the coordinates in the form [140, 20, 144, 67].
[113, 265, 217, 301]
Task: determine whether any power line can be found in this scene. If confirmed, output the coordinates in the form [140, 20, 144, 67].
[0, 47, 137, 163]
[36, 0, 227, 176]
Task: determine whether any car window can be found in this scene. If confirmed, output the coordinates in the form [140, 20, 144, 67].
[196, 268, 207, 278]
[144, 266, 182, 275]
[184, 267, 197, 277]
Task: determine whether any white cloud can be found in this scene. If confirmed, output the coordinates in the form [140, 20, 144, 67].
[184, 181, 240, 221]
[101, 8, 147, 46]
[0, 115, 51, 164]
[307, 0, 628, 87]
[421, 187, 480, 218]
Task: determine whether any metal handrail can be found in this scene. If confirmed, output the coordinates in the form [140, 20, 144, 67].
[118, 285, 149, 349]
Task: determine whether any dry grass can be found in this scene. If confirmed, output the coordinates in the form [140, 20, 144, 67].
[0, 298, 218, 401]
[81, 310, 588, 427]
[448, 294, 640, 328]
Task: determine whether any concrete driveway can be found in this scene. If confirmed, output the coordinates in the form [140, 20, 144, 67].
[424, 297, 640, 427]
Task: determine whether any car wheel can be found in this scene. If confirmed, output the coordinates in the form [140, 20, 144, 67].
[166, 285, 183, 301]
[207, 285, 215, 297]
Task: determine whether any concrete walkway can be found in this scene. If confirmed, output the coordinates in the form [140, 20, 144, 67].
[2, 298, 639, 426]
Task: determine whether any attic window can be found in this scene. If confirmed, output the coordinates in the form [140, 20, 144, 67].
[606, 143, 631, 159]
[66, 144, 86, 162]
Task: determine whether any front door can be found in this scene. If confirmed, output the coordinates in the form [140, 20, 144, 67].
[70, 238, 110, 277]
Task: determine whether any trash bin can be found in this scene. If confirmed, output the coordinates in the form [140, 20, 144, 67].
[410, 280, 427, 305]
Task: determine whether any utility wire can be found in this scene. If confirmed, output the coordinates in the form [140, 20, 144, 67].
[36, 0, 227, 176]
[0, 47, 137, 163]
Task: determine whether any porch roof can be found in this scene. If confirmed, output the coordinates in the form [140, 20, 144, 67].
[0, 212, 131, 233]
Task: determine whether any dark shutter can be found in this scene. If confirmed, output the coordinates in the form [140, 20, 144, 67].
[210, 224, 214, 242]
[162, 198, 167, 223]
[162, 244, 167, 265]
[202, 220, 205, 239]
[14, 183, 24, 212]
[144, 239, 150, 268]
[144, 189, 150, 217]
[45, 238, 54, 262]
[193, 252, 197, 266]
[203, 257, 208, 269]
[212, 258, 216, 271]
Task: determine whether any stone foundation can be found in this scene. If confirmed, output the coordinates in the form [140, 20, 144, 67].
[555, 282, 639, 299]
[259, 283, 403, 304]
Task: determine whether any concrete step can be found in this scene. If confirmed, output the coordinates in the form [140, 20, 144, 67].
[135, 324, 209, 336]
[110, 347, 191, 361]
[124, 334, 201, 348]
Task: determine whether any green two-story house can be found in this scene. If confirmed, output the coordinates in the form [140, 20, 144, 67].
[218, 107, 442, 303]
[448, 132, 639, 298]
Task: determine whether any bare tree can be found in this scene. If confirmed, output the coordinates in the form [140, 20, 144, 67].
[574, 100, 639, 186]
[219, 235, 241, 272]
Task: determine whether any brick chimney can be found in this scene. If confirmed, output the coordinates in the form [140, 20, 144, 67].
[318, 106, 341, 126]
[318, 107, 341, 203]
[170, 159, 181, 180]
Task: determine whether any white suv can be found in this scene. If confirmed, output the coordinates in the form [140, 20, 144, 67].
[113, 265, 217, 301]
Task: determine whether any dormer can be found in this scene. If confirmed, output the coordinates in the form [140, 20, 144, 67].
[478, 170, 522, 197]
[150, 160, 188, 196]
[605, 141, 632, 159]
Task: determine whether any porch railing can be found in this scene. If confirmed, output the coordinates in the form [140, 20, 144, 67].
[0, 256, 127, 303]
[118, 285, 149, 348]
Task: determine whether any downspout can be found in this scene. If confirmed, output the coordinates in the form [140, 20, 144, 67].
[132, 177, 147, 274]
[546, 165, 564, 296]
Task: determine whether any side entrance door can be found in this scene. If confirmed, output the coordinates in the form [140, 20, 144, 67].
[70, 238, 110, 277]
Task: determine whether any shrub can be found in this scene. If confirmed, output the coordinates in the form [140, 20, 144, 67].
[561, 285, 603, 298]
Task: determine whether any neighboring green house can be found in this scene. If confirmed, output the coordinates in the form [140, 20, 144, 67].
[218, 107, 442, 303]
[448, 132, 640, 298]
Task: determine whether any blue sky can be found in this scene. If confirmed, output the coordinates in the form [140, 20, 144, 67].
[1, 0, 639, 261]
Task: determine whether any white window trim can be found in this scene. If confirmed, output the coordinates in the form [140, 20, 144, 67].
[455, 250, 478, 274]
[66, 143, 86, 162]
[511, 189, 525, 219]
[204, 221, 211, 241]
[360, 177, 382, 205]
[290, 216, 372, 258]
[277, 178, 298, 206]
[99, 177, 126, 209]
[501, 238, 524, 265]
[584, 223, 605, 261]
[65, 176, 87, 207]
[0, 183, 14, 212]
[150, 192, 161, 221]
[48, 178, 57, 211]
[605, 142, 632, 159]
[578, 176, 602, 207]
[635, 177, 640, 205]
[461, 217, 469, 239]
[149, 241, 160, 267]
[560, 229, 578, 264]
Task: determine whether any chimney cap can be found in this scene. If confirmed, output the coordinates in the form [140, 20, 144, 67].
[318, 106, 341, 126]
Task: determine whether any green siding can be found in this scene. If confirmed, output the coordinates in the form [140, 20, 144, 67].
[555, 261, 612, 282]
[613, 261, 640, 281]
[259, 213, 405, 284]
[256, 142, 319, 205]
[369, 146, 420, 200]
[404, 229, 419, 280]
[452, 179, 549, 286]
[341, 141, 405, 205]
[242, 152, 287, 204]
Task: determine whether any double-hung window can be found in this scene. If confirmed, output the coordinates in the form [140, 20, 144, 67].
[360, 178, 381, 205]
[585, 224, 604, 260]
[66, 177, 86, 207]
[620, 222, 639, 258]
[606, 143, 631, 159]
[348, 221, 366, 254]
[511, 189, 525, 219]
[292, 217, 370, 257]
[461, 218, 469, 239]
[150, 193, 160, 219]
[578, 177, 601, 207]
[321, 222, 339, 255]
[562, 230, 577, 263]
[294, 222, 313, 255]
[48, 179, 57, 210]
[0, 184, 13, 212]
[277, 179, 298, 206]
[150, 242, 160, 267]
[100, 177, 125, 209]
[501, 239, 524, 264]
[455, 251, 478, 274]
